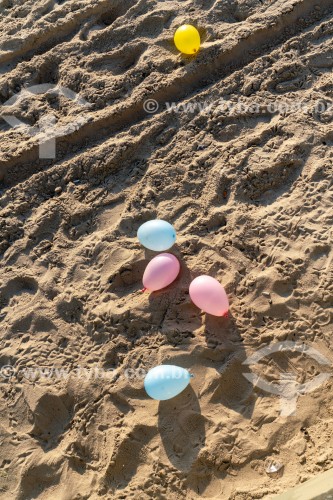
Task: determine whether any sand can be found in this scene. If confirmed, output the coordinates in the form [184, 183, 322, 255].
[0, 0, 332, 498]
[273, 466, 333, 499]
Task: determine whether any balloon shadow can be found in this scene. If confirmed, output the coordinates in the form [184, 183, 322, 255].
[146, 248, 203, 335]
[158, 385, 206, 472]
[143, 243, 183, 263]
[203, 312, 256, 419]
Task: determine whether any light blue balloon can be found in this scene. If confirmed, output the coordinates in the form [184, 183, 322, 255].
[137, 219, 176, 252]
[144, 365, 193, 400]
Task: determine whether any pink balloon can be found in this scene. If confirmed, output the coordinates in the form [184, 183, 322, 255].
[143, 253, 180, 291]
[189, 275, 229, 316]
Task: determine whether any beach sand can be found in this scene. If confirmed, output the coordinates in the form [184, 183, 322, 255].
[0, 0, 332, 498]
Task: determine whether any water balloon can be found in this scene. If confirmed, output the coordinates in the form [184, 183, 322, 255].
[189, 275, 229, 316]
[137, 219, 176, 252]
[174, 25, 200, 55]
[144, 365, 193, 400]
[143, 253, 180, 291]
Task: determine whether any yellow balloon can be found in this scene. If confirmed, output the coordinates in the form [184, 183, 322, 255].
[174, 25, 200, 55]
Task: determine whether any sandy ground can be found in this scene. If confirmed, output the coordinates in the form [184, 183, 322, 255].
[275, 467, 333, 499]
[0, 0, 332, 498]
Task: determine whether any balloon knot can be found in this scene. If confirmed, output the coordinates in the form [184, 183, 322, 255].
[223, 311, 229, 319]
[190, 373, 194, 378]
[141, 287, 147, 293]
